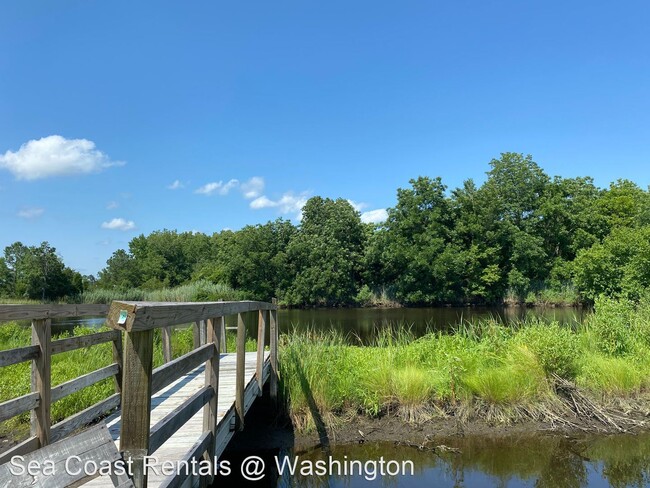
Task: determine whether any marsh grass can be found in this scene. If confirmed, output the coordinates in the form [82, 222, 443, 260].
[77, 280, 245, 304]
[279, 297, 650, 433]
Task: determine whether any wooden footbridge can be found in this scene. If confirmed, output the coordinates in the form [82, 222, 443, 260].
[0, 300, 279, 488]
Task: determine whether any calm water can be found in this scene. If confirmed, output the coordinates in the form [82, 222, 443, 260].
[277, 306, 587, 342]
[217, 433, 650, 487]
[46, 306, 588, 343]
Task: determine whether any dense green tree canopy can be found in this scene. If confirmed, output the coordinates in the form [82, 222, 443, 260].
[5, 153, 649, 306]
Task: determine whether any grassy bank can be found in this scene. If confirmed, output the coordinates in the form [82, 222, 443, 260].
[76, 280, 246, 304]
[279, 296, 650, 433]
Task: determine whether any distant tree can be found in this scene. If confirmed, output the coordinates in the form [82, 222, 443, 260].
[4, 242, 28, 296]
[379, 176, 461, 304]
[202, 219, 296, 300]
[480, 153, 551, 299]
[21, 242, 76, 300]
[285, 197, 365, 306]
[573, 226, 650, 301]
[98, 249, 138, 288]
[597, 179, 650, 230]
[0, 258, 11, 297]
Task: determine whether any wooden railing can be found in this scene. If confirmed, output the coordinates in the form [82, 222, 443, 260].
[105, 299, 279, 488]
[0, 300, 279, 488]
[0, 304, 120, 465]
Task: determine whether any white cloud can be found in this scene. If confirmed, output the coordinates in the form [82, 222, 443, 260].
[195, 179, 239, 196]
[249, 195, 276, 209]
[101, 218, 136, 231]
[167, 179, 184, 190]
[17, 207, 44, 219]
[106, 201, 119, 210]
[347, 199, 368, 212]
[241, 177, 265, 199]
[0, 135, 124, 180]
[361, 208, 388, 224]
[250, 191, 309, 219]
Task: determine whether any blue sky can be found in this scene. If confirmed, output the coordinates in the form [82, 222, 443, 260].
[1, 1, 649, 275]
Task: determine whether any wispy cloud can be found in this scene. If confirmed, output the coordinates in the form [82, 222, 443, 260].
[195, 179, 239, 196]
[101, 218, 136, 231]
[17, 207, 44, 219]
[361, 208, 388, 224]
[241, 177, 265, 199]
[347, 199, 369, 212]
[167, 179, 185, 190]
[106, 201, 119, 210]
[250, 191, 309, 218]
[0, 135, 124, 180]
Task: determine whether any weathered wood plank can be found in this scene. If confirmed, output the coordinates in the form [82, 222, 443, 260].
[113, 330, 124, 396]
[193, 321, 201, 349]
[220, 322, 227, 353]
[120, 329, 154, 488]
[162, 326, 173, 363]
[157, 432, 212, 488]
[214, 361, 270, 459]
[202, 317, 222, 485]
[31, 318, 51, 447]
[50, 393, 121, 443]
[152, 343, 214, 394]
[106, 301, 277, 332]
[235, 313, 246, 431]
[270, 303, 278, 403]
[256, 310, 266, 396]
[149, 386, 214, 454]
[51, 330, 121, 355]
[0, 392, 39, 423]
[0, 435, 39, 465]
[0, 304, 108, 322]
[0, 423, 126, 488]
[51, 364, 120, 403]
[0, 344, 39, 367]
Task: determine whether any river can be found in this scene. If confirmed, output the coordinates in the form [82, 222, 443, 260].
[49, 306, 588, 344]
[216, 431, 650, 487]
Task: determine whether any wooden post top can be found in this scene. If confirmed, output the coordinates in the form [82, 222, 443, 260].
[106, 300, 278, 332]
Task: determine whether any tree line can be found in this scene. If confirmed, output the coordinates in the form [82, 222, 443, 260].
[3, 153, 649, 306]
[0, 242, 91, 300]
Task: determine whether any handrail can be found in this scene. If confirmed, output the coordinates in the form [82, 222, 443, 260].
[0, 305, 122, 465]
[113, 299, 278, 488]
[0, 299, 280, 488]
[0, 304, 108, 322]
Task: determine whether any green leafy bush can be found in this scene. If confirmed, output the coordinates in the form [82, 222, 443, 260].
[514, 322, 580, 378]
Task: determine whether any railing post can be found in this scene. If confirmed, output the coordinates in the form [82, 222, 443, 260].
[235, 313, 246, 431]
[120, 329, 154, 488]
[220, 323, 227, 353]
[31, 318, 51, 448]
[112, 330, 124, 396]
[270, 298, 279, 405]
[256, 309, 266, 396]
[193, 320, 202, 349]
[161, 326, 172, 363]
[202, 317, 222, 486]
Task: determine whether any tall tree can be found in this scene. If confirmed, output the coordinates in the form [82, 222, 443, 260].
[286, 197, 365, 306]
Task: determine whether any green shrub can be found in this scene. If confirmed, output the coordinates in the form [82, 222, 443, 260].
[588, 296, 634, 356]
[514, 322, 580, 378]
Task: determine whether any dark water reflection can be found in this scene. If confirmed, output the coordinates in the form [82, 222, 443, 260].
[217, 433, 650, 487]
[42, 306, 588, 344]
[277, 306, 588, 343]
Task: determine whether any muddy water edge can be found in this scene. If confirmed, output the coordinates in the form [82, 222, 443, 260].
[214, 390, 650, 487]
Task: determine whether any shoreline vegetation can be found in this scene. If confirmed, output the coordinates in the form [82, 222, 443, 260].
[3, 154, 650, 310]
[280, 296, 650, 436]
[1, 296, 648, 447]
